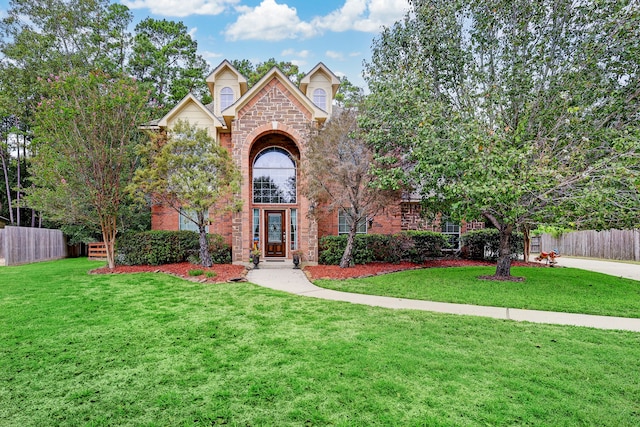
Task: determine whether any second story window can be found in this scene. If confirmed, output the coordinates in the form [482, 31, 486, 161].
[313, 88, 327, 111]
[220, 87, 234, 110]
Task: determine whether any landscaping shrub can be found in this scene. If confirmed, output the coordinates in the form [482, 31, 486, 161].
[461, 229, 524, 260]
[401, 231, 450, 262]
[318, 231, 449, 265]
[116, 231, 231, 265]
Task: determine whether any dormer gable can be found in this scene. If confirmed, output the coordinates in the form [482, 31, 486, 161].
[220, 66, 329, 129]
[157, 92, 223, 136]
[206, 60, 249, 117]
[300, 63, 340, 115]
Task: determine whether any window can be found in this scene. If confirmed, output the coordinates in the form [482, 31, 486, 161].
[338, 209, 367, 235]
[441, 220, 460, 250]
[220, 87, 234, 110]
[312, 88, 327, 110]
[290, 209, 298, 250]
[253, 208, 260, 249]
[253, 147, 296, 204]
[179, 209, 208, 232]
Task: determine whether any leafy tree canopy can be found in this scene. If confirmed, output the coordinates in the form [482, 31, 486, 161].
[129, 120, 241, 267]
[363, 0, 640, 277]
[129, 18, 210, 115]
[26, 71, 150, 268]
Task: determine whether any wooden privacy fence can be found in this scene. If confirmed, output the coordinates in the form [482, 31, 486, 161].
[1, 226, 67, 266]
[88, 242, 107, 260]
[538, 229, 640, 261]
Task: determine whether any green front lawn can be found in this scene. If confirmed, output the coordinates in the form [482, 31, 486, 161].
[1, 259, 640, 426]
[314, 266, 640, 318]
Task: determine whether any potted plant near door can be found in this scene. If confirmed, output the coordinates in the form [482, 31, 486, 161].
[291, 249, 303, 269]
[251, 248, 261, 269]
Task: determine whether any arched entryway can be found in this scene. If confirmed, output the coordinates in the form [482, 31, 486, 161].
[249, 133, 301, 259]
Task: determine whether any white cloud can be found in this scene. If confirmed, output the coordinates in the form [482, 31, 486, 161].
[312, 0, 410, 33]
[224, 0, 409, 42]
[225, 0, 317, 41]
[121, 0, 239, 18]
[281, 49, 310, 59]
[201, 50, 223, 60]
[326, 50, 345, 60]
[188, 27, 198, 38]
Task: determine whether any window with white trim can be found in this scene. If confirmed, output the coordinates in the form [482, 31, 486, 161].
[441, 220, 460, 250]
[179, 209, 208, 232]
[338, 209, 367, 235]
[220, 87, 234, 110]
[252, 147, 297, 204]
[312, 88, 327, 110]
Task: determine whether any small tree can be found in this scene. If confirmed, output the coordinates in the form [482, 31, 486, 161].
[27, 71, 149, 269]
[303, 108, 399, 268]
[130, 120, 241, 267]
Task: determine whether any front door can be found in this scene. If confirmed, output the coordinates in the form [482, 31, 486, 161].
[265, 210, 285, 257]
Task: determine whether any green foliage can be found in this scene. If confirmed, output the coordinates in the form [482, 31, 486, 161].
[188, 269, 204, 277]
[116, 230, 231, 266]
[402, 231, 451, 262]
[462, 229, 524, 261]
[128, 18, 209, 114]
[363, 0, 640, 275]
[117, 230, 199, 266]
[318, 232, 450, 265]
[230, 57, 305, 87]
[26, 71, 149, 268]
[129, 120, 241, 267]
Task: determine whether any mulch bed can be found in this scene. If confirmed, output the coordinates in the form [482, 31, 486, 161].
[91, 262, 247, 283]
[304, 259, 542, 280]
[91, 259, 545, 283]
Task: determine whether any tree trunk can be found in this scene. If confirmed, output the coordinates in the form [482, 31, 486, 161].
[340, 219, 358, 268]
[199, 226, 212, 267]
[0, 148, 13, 224]
[495, 224, 513, 277]
[101, 215, 117, 270]
[523, 225, 530, 263]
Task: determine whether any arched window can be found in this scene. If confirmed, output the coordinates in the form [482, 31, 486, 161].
[253, 147, 296, 204]
[220, 87, 234, 110]
[312, 88, 327, 110]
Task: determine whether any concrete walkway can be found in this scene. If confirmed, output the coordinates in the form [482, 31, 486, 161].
[247, 258, 640, 333]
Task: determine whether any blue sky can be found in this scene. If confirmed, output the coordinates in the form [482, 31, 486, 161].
[0, 0, 411, 89]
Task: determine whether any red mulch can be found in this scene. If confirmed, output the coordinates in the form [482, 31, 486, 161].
[304, 259, 542, 280]
[91, 262, 247, 283]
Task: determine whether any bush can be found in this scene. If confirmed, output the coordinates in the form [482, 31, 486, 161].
[188, 269, 204, 276]
[116, 230, 231, 266]
[461, 229, 524, 261]
[318, 231, 450, 265]
[401, 231, 450, 263]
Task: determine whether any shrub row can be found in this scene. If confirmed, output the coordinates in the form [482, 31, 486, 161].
[318, 231, 449, 265]
[461, 229, 524, 260]
[116, 230, 231, 266]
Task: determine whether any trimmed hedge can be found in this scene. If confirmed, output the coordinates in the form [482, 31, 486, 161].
[318, 231, 449, 265]
[116, 230, 231, 266]
[461, 228, 524, 260]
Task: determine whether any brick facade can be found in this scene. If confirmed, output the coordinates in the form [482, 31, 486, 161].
[150, 60, 483, 264]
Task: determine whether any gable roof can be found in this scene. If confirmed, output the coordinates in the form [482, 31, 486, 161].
[300, 62, 341, 97]
[205, 59, 249, 97]
[220, 66, 329, 128]
[157, 92, 225, 129]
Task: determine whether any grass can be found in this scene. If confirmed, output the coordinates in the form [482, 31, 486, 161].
[1, 258, 639, 426]
[314, 266, 640, 318]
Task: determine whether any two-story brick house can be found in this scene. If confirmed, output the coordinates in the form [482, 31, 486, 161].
[149, 60, 482, 264]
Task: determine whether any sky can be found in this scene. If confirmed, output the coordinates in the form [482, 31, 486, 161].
[0, 0, 411, 89]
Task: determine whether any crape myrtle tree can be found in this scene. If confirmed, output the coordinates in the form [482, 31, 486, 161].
[129, 120, 241, 267]
[362, 0, 640, 278]
[303, 107, 399, 268]
[26, 71, 149, 269]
